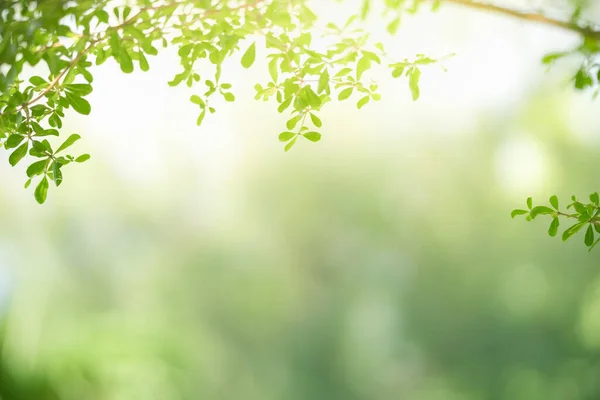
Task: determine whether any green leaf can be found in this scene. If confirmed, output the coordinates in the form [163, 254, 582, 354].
[548, 217, 559, 237]
[318, 68, 330, 94]
[550, 195, 559, 210]
[409, 68, 421, 100]
[222, 92, 235, 102]
[27, 159, 48, 177]
[334, 68, 352, 78]
[303, 131, 321, 142]
[5, 134, 25, 149]
[360, 0, 370, 19]
[9, 142, 28, 166]
[387, 17, 401, 35]
[138, 51, 149, 71]
[527, 197, 533, 210]
[562, 222, 586, 242]
[34, 176, 49, 204]
[286, 115, 302, 130]
[278, 131, 295, 142]
[65, 83, 93, 96]
[268, 58, 279, 82]
[190, 95, 205, 106]
[241, 42, 256, 68]
[56, 134, 81, 153]
[119, 50, 134, 73]
[52, 162, 63, 186]
[591, 192, 599, 205]
[302, 86, 321, 109]
[392, 66, 405, 78]
[589, 237, 600, 252]
[530, 206, 554, 219]
[66, 93, 91, 115]
[284, 136, 297, 152]
[511, 209, 528, 218]
[196, 109, 206, 126]
[338, 88, 353, 101]
[24, 179, 32, 189]
[310, 113, 322, 128]
[75, 154, 91, 163]
[356, 56, 371, 80]
[586, 224, 595, 246]
[29, 76, 47, 86]
[357, 95, 370, 109]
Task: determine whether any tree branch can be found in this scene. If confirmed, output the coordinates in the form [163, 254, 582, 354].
[443, 0, 600, 40]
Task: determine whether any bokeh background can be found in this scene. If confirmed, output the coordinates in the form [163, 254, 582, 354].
[2, 0, 600, 398]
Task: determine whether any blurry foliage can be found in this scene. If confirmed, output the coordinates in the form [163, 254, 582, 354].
[1, 90, 600, 398]
[0, 0, 599, 211]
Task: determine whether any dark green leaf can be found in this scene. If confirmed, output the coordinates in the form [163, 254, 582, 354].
[586, 224, 595, 246]
[34, 176, 49, 204]
[9, 142, 28, 166]
[27, 159, 48, 177]
[548, 217, 559, 237]
[52, 162, 63, 186]
[562, 222, 586, 242]
[5, 134, 25, 149]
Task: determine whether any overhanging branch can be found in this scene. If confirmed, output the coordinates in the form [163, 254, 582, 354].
[443, 0, 600, 40]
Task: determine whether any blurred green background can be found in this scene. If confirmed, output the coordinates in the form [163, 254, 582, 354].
[3, 1, 600, 399]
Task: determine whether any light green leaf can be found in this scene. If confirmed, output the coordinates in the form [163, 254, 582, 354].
[303, 131, 321, 142]
[268, 57, 279, 82]
[511, 209, 528, 218]
[409, 68, 421, 100]
[278, 131, 295, 142]
[241, 42, 256, 68]
[549, 195, 559, 210]
[284, 136, 297, 152]
[75, 154, 91, 163]
[56, 134, 81, 153]
[318, 68, 330, 94]
[338, 87, 353, 100]
[310, 113, 322, 128]
[357, 95, 370, 109]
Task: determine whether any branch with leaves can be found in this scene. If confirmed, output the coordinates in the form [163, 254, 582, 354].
[1, 0, 600, 229]
[512, 193, 600, 251]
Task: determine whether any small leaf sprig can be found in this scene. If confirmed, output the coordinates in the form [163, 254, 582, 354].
[512, 193, 600, 251]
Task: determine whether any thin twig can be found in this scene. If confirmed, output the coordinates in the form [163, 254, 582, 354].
[443, 0, 600, 39]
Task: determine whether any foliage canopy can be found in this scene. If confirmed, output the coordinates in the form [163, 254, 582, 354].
[1, 0, 600, 248]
